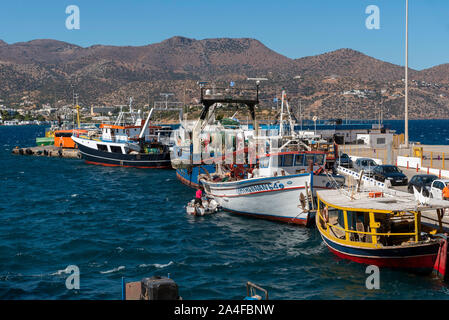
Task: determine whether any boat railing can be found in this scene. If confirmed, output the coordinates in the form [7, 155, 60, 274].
[75, 132, 128, 143]
[246, 281, 268, 300]
[316, 206, 420, 245]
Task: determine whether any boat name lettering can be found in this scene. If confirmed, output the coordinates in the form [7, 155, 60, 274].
[237, 182, 285, 195]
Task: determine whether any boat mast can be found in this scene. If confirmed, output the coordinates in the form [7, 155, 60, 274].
[128, 97, 135, 124]
[139, 108, 154, 140]
[284, 95, 297, 138]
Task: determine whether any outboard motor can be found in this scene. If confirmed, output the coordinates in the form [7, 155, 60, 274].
[140, 276, 179, 300]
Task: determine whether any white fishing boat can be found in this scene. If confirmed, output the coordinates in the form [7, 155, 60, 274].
[198, 89, 345, 226]
[200, 148, 345, 226]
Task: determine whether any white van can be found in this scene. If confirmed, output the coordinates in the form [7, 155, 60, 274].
[430, 179, 449, 199]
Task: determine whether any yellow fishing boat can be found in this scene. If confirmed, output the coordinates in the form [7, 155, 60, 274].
[316, 187, 449, 274]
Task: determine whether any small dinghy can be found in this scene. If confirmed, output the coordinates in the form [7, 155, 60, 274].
[186, 198, 220, 216]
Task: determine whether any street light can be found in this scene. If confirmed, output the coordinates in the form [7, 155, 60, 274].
[404, 0, 409, 148]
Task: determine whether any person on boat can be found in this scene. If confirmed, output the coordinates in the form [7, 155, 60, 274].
[443, 184, 449, 201]
[252, 164, 260, 178]
[195, 188, 203, 207]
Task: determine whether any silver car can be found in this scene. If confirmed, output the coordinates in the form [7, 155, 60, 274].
[353, 158, 377, 176]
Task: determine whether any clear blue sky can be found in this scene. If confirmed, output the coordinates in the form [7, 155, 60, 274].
[1, 0, 448, 70]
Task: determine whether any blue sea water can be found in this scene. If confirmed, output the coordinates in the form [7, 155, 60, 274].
[1, 121, 449, 300]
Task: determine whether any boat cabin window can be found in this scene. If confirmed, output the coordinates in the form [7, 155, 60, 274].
[315, 154, 325, 165]
[110, 145, 123, 154]
[345, 211, 371, 242]
[295, 154, 304, 166]
[97, 144, 108, 152]
[328, 207, 344, 228]
[305, 154, 314, 166]
[276, 155, 283, 167]
[283, 154, 294, 166]
[259, 157, 270, 168]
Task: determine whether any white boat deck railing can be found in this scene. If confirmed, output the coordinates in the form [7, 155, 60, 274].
[337, 166, 386, 188]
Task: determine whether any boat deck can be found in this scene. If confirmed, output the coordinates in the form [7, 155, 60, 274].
[317, 188, 449, 213]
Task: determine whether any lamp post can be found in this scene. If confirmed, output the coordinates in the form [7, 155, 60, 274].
[404, 0, 409, 148]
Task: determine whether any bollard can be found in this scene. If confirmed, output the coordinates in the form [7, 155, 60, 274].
[407, 161, 409, 169]
[440, 170, 442, 179]
[417, 163, 419, 172]
[427, 167, 430, 174]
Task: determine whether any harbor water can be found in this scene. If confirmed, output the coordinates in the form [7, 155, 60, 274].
[2, 120, 449, 299]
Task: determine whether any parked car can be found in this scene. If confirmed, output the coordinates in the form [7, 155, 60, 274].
[407, 174, 438, 196]
[430, 179, 449, 199]
[353, 158, 377, 176]
[372, 165, 408, 186]
[337, 153, 353, 168]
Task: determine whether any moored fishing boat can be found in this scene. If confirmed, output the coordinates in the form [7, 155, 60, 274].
[316, 186, 449, 273]
[72, 103, 173, 168]
[200, 149, 344, 226]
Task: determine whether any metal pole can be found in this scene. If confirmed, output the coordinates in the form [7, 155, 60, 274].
[345, 103, 347, 125]
[404, 0, 409, 148]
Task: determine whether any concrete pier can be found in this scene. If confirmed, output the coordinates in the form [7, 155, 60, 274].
[341, 144, 449, 169]
[12, 145, 81, 159]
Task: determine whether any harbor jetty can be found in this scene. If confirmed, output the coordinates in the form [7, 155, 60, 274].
[12, 145, 80, 159]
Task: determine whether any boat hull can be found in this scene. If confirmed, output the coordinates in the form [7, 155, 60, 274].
[75, 139, 171, 169]
[202, 174, 314, 226]
[176, 166, 216, 188]
[319, 231, 440, 272]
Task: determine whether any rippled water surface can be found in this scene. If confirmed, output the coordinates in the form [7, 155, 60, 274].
[1, 122, 449, 299]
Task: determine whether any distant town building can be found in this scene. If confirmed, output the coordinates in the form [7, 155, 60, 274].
[91, 106, 116, 116]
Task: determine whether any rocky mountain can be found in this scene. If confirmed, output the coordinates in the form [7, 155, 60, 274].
[0, 36, 448, 120]
[419, 64, 449, 84]
[294, 48, 419, 82]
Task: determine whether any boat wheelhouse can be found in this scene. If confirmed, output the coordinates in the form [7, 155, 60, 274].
[316, 187, 449, 272]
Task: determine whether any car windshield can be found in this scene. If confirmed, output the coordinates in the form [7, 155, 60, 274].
[361, 160, 376, 166]
[383, 166, 399, 173]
